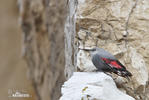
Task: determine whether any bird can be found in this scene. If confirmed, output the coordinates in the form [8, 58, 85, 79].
[80, 47, 132, 78]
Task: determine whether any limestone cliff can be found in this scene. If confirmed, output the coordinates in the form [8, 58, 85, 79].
[64, 0, 149, 100]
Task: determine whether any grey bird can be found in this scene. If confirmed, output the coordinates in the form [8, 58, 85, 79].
[80, 47, 132, 78]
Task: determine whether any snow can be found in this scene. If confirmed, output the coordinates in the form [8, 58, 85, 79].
[60, 72, 135, 100]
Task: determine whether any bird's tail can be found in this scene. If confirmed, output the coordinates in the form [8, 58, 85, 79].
[121, 70, 132, 80]
[113, 70, 132, 78]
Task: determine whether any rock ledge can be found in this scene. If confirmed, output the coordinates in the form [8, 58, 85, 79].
[60, 72, 135, 100]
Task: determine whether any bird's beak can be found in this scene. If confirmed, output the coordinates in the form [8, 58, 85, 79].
[79, 48, 95, 51]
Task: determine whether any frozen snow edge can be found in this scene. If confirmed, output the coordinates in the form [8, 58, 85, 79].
[60, 72, 135, 100]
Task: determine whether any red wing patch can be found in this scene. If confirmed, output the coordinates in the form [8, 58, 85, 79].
[101, 58, 110, 63]
[110, 61, 122, 69]
[101, 58, 122, 69]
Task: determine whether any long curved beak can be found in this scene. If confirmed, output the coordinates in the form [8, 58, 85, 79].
[79, 48, 95, 51]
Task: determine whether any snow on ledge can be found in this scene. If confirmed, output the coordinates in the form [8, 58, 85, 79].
[60, 72, 135, 100]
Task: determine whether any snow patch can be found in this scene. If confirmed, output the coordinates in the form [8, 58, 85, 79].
[60, 72, 135, 100]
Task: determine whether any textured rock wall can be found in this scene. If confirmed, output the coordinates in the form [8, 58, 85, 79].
[65, 0, 78, 79]
[65, 0, 149, 99]
[18, 0, 66, 100]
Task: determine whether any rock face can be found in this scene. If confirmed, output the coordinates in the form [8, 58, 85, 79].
[65, 0, 149, 99]
[60, 72, 135, 100]
[18, 0, 66, 100]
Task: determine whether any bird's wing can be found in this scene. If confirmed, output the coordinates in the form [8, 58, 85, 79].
[101, 57, 126, 70]
[92, 54, 113, 71]
[101, 57, 132, 77]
